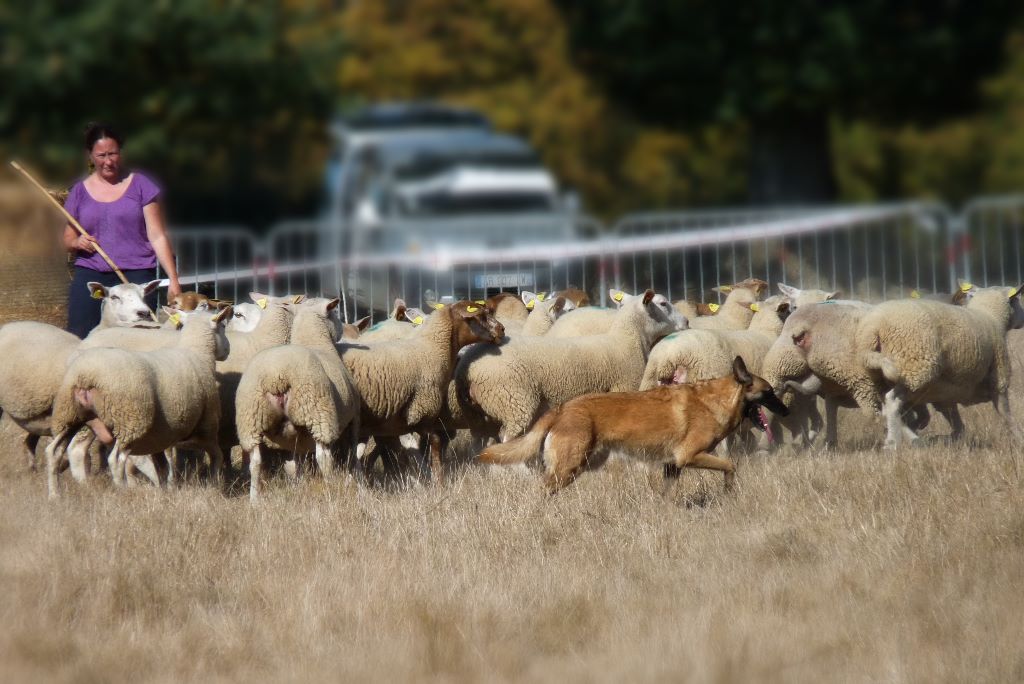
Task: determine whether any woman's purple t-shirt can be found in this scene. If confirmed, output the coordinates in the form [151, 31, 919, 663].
[63, 172, 161, 272]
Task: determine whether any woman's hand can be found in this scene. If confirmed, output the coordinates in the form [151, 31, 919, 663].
[167, 278, 182, 299]
[74, 234, 98, 253]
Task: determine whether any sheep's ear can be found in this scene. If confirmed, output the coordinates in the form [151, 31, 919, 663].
[713, 284, 734, 294]
[642, 289, 656, 305]
[521, 291, 538, 309]
[405, 308, 427, 325]
[825, 291, 840, 301]
[394, 304, 408, 321]
[550, 296, 568, 314]
[609, 288, 628, 306]
[326, 297, 340, 312]
[355, 315, 372, 332]
[957, 279, 975, 293]
[87, 282, 108, 300]
[777, 283, 798, 298]
[142, 279, 162, 296]
[910, 289, 922, 299]
[1009, 284, 1024, 299]
[213, 306, 233, 324]
[732, 356, 752, 386]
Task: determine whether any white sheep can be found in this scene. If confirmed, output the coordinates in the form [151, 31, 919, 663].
[44, 307, 233, 497]
[687, 285, 761, 330]
[640, 295, 791, 389]
[857, 283, 1024, 448]
[777, 283, 840, 308]
[455, 290, 684, 442]
[357, 299, 428, 343]
[88, 280, 162, 330]
[546, 289, 685, 338]
[226, 302, 263, 333]
[0, 281, 165, 471]
[235, 298, 361, 501]
[338, 302, 505, 481]
[759, 300, 883, 450]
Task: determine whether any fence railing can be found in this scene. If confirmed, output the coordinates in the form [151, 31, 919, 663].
[160, 197, 1020, 319]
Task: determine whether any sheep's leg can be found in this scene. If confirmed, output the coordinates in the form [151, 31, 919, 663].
[428, 432, 445, 486]
[315, 442, 335, 480]
[206, 443, 225, 485]
[67, 430, 96, 482]
[882, 388, 916, 449]
[164, 448, 181, 489]
[22, 432, 40, 471]
[248, 445, 263, 502]
[129, 455, 161, 487]
[45, 429, 75, 499]
[935, 404, 965, 441]
[109, 440, 127, 487]
[823, 398, 839, 449]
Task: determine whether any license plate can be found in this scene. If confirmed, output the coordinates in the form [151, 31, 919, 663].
[472, 272, 534, 288]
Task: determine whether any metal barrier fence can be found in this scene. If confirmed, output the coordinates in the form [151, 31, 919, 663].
[162, 196, 1019, 320]
[960, 196, 1024, 288]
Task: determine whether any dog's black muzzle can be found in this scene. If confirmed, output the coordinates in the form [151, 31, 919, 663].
[744, 391, 789, 429]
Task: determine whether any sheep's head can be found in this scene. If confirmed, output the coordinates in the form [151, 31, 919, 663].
[226, 302, 263, 333]
[962, 283, 1024, 330]
[183, 306, 234, 360]
[449, 301, 504, 347]
[761, 333, 812, 395]
[777, 283, 840, 308]
[557, 287, 590, 308]
[90, 280, 159, 326]
[341, 316, 371, 340]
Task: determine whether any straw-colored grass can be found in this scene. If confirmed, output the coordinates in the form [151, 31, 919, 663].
[1, 402, 1022, 683]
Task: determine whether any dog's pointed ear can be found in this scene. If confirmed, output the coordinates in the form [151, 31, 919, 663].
[732, 356, 752, 386]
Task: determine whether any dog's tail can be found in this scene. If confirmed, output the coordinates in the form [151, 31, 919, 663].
[478, 409, 558, 465]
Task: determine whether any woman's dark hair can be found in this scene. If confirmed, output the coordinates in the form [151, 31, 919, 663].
[83, 122, 124, 150]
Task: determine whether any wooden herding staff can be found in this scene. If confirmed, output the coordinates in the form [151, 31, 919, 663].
[10, 160, 131, 284]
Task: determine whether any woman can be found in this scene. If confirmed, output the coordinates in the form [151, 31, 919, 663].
[62, 122, 182, 337]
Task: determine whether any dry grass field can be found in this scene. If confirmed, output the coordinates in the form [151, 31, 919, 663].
[1, 405, 1023, 683]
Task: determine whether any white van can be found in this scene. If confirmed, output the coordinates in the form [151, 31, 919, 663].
[322, 103, 579, 312]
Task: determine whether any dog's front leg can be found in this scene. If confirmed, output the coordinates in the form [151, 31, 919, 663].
[674, 449, 736, 491]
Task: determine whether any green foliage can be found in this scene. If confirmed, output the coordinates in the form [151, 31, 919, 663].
[0, 0, 344, 229]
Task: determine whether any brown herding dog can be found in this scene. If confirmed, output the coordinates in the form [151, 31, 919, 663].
[479, 357, 788, 493]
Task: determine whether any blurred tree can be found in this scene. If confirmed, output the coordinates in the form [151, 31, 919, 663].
[0, 0, 344, 229]
[557, 1, 1021, 204]
[338, 0, 746, 217]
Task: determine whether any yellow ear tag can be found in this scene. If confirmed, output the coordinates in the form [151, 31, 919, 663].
[292, 295, 302, 304]
[475, 300, 486, 305]
[431, 302, 445, 310]
[257, 297, 268, 310]
[1010, 287, 1021, 299]
[411, 315, 424, 325]
[910, 290, 921, 299]
[708, 303, 720, 313]
[526, 300, 536, 310]
[466, 306, 479, 313]
[960, 282, 973, 293]
[537, 292, 547, 301]
[169, 313, 181, 326]
[613, 292, 624, 303]
[720, 285, 733, 293]
[91, 289, 104, 300]
[749, 303, 759, 312]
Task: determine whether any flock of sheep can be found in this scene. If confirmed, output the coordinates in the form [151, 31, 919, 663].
[0, 272, 1021, 502]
